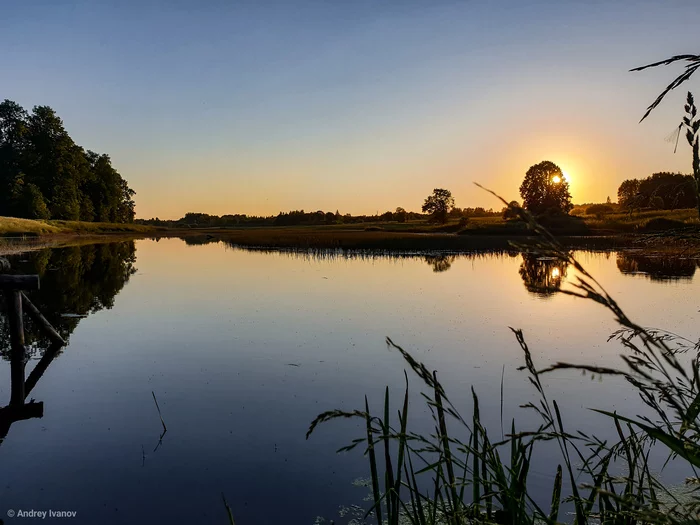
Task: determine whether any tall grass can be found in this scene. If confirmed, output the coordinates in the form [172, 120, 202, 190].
[307, 195, 700, 524]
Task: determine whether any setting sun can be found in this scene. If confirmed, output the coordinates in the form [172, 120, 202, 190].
[552, 175, 562, 184]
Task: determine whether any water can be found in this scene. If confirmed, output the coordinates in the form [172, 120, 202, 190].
[0, 238, 698, 524]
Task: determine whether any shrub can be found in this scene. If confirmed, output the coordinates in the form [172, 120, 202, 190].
[639, 217, 687, 232]
[585, 204, 614, 218]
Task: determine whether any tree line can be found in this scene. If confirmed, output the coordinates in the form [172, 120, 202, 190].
[617, 172, 697, 210]
[0, 100, 135, 222]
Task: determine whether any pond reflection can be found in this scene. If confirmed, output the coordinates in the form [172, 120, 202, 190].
[616, 253, 698, 281]
[0, 239, 698, 525]
[0, 242, 137, 359]
[519, 253, 569, 297]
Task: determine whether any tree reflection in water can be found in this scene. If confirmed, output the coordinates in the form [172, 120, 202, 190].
[0, 241, 137, 360]
[424, 254, 456, 273]
[519, 253, 568, 297]
[616, 253, 698, 281]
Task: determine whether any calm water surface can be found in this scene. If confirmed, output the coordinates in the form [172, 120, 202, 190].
[1, 238, 698, 524]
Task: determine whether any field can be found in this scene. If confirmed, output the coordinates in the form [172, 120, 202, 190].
[2, 208, 699, 254]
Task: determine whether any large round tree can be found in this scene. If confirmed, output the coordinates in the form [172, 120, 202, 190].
[422, 188, 454, 223]
[519, 161, 573, 215]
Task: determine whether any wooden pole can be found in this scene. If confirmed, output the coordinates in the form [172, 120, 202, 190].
[20, 292, 66, 346]
[0, 402, 44, 444]
[24, 342, 62, 397]
[0, 275, 39, 290]
[4, 291, 26, 406]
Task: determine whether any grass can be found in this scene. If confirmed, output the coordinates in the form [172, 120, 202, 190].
[202, 228, 624, 252]
[174, 209, 700, 252]
[305, 199, 700, 525]
[0, 216, 158, 237]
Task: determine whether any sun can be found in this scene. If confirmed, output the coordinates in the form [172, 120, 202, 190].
[552, 175, 562, 184]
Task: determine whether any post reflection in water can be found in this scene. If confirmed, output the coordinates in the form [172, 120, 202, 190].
[518, 253, 569, 297]
[0, 241, 137, 360]
[0, 242, 137, 446]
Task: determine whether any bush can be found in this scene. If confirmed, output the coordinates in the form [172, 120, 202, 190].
[502, 201, 521, 220]
[458, 216, 469, 228]
[585, 204, 614, 218]
[586, 204, 615, 215]
[639, 217, 687, 232]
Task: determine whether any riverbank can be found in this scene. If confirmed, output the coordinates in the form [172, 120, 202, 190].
[0, 217, 158, 236]
[2, 211, 700, 256]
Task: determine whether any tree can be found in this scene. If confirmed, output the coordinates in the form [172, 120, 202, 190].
[395, 207, 407, 223]
[0, 99, 136, 223]
[617, 173, 696, 211]
[519, 161, 573, 215]
[422, 188, 454, 223]
[618, 179, 641, 208]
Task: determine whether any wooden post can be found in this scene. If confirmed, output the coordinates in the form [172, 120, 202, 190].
[24, 342, 62, 397]
[0, 275, 39, 290]
[4, 291, 26, 406]
[21, 293, 66, 346]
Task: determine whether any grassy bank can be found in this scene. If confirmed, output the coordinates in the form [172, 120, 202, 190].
[0, 216, 159, 237]
[4, 209, 700, 254]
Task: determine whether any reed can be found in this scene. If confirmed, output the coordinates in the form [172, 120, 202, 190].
[307, 195, 700, 524]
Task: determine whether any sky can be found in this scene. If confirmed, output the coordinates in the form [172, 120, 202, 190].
[3, 0, 700, 219]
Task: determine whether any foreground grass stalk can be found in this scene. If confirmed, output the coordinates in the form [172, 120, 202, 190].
[306, 192, 700, 525]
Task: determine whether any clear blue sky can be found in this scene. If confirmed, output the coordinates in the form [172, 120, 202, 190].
[3, 0, 699, 218]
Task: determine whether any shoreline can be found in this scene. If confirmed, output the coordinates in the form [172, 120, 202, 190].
[2, 228, 698, 257]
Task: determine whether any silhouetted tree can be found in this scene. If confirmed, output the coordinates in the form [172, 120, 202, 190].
[618, 179, 642, 209]
[422, 188, 454, 224]
[519, 161, 572, 215]
[0, 99, 136, 222]
[617, 172, 696, 210]
[395, 207, 407, 223]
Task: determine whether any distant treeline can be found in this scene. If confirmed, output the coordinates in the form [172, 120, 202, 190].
[136, 206, 501, 228]
[618, 172, 698, 210]
[0, 100, 135, 222]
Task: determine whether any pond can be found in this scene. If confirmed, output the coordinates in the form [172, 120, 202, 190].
[0, 238, 698, 524]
